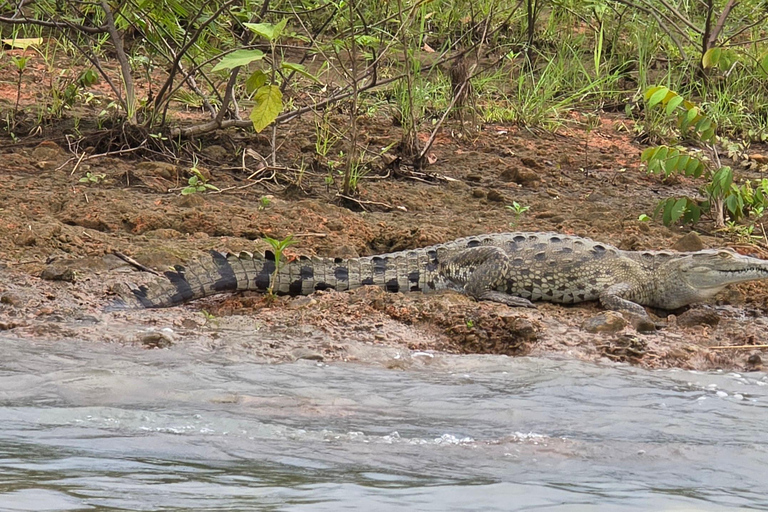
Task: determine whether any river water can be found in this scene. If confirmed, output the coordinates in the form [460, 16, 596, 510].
[0, 336, 767, 511]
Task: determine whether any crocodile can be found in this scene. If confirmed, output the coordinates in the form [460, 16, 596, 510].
[113, 232, 768, 329]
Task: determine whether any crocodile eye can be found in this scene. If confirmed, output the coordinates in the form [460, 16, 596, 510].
[718, 251, 732, 259]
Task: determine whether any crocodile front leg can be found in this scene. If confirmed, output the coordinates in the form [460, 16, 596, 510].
[599, 283, 657, 333]
[439, 246, 536, 308]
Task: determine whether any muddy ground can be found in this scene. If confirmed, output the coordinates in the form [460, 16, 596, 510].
[1, 51, 768, 370]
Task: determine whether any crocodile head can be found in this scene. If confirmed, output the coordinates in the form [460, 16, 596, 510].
[674, 248, 768, 296]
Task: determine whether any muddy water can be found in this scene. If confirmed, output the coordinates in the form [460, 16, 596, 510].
[0, 337, 767, 511]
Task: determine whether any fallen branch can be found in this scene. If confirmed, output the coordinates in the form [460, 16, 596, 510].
[709, 345, 768, 349]
[113, 251, 161, 276]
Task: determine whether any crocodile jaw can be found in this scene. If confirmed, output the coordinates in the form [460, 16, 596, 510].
[678, 249, 768, 291]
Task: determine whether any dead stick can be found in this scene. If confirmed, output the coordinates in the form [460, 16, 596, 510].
[113, 251, 161, 276]
[709, 345, 768, 349]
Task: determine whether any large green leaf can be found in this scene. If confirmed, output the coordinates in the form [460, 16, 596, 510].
[281, 62, 322, 83]
[2, 37, 42, 49]
[669, 197, 688, 223]
[249, 85, 283, 133]
[702, 47, 721, 69]
[245, 18, 288, 42]
[665, 95, 684, 115]
[212, 49, 265, 72]
[245, 70, 268, 94]
[758, 53, 768, 78]
[646, 86, 669, 109]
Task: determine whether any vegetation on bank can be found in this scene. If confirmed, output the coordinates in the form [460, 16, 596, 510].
[1, 0, 767, 236]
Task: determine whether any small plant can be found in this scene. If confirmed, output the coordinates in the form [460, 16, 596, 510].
[262, 234, 299, 298]
[465, 319, 475, 328]
[200, 309, 218, 326]
[641, 86, 730, 227]
[78, 172, 106, 185]
[506, 202, 530, 229]
[11, 55, 29, 113]
[181, 166, 219, 195]
[258, 196, 271, 209]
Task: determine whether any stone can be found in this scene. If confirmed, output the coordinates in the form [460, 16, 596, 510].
[582, 311, 628, 333]
[486, 189, 505, 202]
[202, 145, 230, 163]
[672, 232, 705, 252]
[14, 231, 36, 247]
[520, 156, 542, 169]
[676, 308, 720, 328]
[292, 348, 324, 361]
[0, 293, 21, 306]
[472, 188, 486, 198]
[40, 265, 77, 282]
[136, 161, 179, 180]
[138, 331, 174, 349]
[500, 166, 540, 185]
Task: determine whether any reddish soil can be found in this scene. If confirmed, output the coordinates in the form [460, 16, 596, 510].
[1, 47, 768, 371]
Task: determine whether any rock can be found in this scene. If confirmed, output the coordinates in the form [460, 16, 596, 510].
[31, 141, 65, 169]
[202, 145, 230, 163]
[676, 308, 720, 328]
[471, 188, 486, 198]
[292, 348, 324, 361]
[14, 231, 36, 247]
[747, 354, 762, 369]
[176, 193, 206, 208]
[40, 265, 77, 282]
[629, 314, 658, 334]
[507, 317, 538, 342]
[672, 232, 705, 252]
[582, 311, 628, 333]
[334, 244, 359, 259]
[144, 228, 184, 240]
[138, 331, 174, 349]
[0, 321, 22, 330]
[597, 334, 647, 361]
[0, 293, 21, 306]
[136, 161, 179, 180]
[500, 166, 540, 185]
[545, 188, 560, 198]
[486, 189, 505, 202]
[520, 156, 542, 169]
[465, 173, 482, 182]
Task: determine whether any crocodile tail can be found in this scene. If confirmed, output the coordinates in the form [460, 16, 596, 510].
[110, 250, 275, 309]
[110, 246, 443, 309]
[269, 248, 440, 296]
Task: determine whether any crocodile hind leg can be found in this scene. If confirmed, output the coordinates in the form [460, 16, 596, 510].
[599, 283, 658, 333]
[439, 246, 536, 308]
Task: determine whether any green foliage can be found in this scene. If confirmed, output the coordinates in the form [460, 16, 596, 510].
[262, 234, 298, 297]
[640, 146, 705, 179]
[181, 167, 219, 195]
[653, 197, 702, 226]
[643, 86, 716, 142]
[249, 85, 283, 133]
[506, 202, 530, 229]
[643, 85, 768, 230]
[78, 172, 106, 185]
[211, 49, 265, 72]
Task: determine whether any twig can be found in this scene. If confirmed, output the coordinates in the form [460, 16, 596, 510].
[294, 232, 328, 237]
[113, 251, 161, 276]
[68, 152, 87, 176]
[710, 345, 768, 349]
[418, 9, 492, 162]
[56, 145, 146, 172]
[100, 0, 136, 123]
[336, 193, 401, 211]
